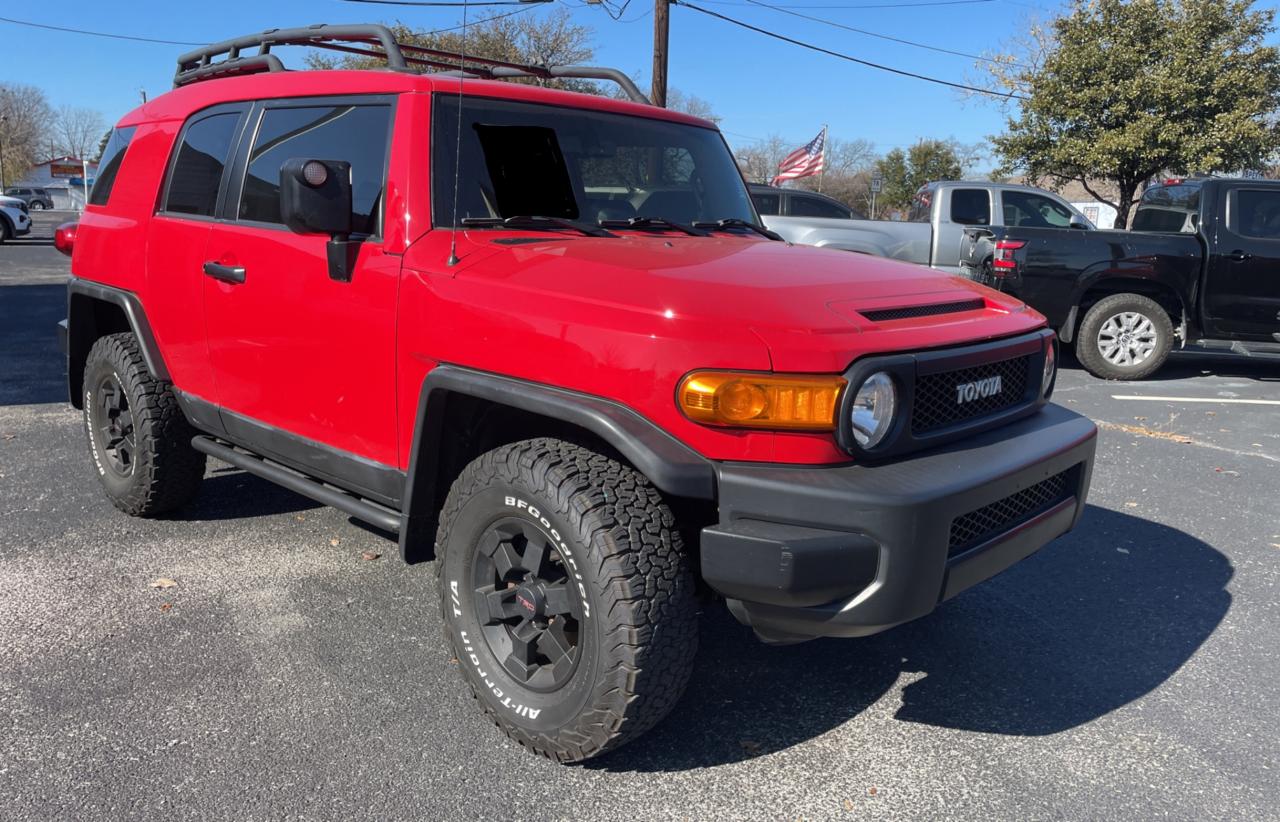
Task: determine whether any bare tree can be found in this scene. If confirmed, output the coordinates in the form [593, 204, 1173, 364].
[731, 134, 790, 184]
[665, 89, 720, 124]
[54, 105, 106, 161]
[0, 83, 54, 186]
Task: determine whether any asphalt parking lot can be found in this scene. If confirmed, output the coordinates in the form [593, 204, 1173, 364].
[2, 212, 1277, 820]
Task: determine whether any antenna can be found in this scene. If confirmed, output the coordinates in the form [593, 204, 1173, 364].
[446, 2, 470, 267]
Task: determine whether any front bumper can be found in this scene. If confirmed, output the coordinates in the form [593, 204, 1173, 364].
[700, 403, 1097, 642]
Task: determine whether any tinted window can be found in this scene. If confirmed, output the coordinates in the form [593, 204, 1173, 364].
[165, 113, 240, 216]
[1231, 189, 1280, 239]
[790, 193, 851, 219]
[89, 127, 137, 206]
[1002, 191, 1074, 228]
[432, 95, 755, 228]
[239, 104, 391, 233]
[949, 188, 990, 225]
[752, 191, 781, 215]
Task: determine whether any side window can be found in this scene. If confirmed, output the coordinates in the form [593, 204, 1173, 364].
[164, 112, 241, 217]
[239, 104, 391, 234]
[1002, 191, 1074, 228]
[89, 127, 137, 207]
[1231, 189, 1280, 239]
[752, 191, 781, 215]
[949, 188, 990, 225]
[790, 194, 851, 219]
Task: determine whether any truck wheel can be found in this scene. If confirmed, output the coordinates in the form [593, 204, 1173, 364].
[1076, 293, 1173, 380]
[0, 220, 9, 243]
[82, 333, 206, 516]
[436, 438, 698, 762]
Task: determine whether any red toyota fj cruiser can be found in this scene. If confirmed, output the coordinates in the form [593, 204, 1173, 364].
[56, 25, 1097, 762]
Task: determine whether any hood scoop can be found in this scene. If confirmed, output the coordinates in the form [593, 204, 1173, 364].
[857, 298, 985, 323]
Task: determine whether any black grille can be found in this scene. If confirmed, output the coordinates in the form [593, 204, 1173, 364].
[949, 469, 1073, 555]
[860, 299, 985, 322]
[911, 355, 1030, 434]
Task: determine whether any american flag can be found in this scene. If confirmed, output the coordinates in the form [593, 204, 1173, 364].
[771, 128, 826, 186]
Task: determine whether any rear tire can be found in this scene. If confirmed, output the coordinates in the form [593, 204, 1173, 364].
[82, 333, 206, 516]
[1075, 293, 1173, 380]
[0, 220, 9, 243]
[437, 438, 698, 762]
[30, 202, 44, 211]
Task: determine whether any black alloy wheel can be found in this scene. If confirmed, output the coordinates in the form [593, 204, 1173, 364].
[471, 518, 584, 691]
[89, 372, 137, 479]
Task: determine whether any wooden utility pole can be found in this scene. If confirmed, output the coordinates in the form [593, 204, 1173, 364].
[652, 0, 670, 107]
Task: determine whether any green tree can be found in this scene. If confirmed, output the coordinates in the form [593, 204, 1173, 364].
[987, 0, 1280, 228]
[874, 140, 964, 215]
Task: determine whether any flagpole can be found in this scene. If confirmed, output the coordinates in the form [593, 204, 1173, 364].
[817, 124, 828, 193]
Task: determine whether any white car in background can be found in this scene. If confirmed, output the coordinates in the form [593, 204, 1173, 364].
[0, 194, 32, 243]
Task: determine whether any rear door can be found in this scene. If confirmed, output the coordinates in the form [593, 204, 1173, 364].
[202, 96, 403, 480]
[146, 105, 249, 402]
[1203, 185, 1280, 339]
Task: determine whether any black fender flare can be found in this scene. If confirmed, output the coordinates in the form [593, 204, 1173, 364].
[64, 278, 170, 408]
[397, 365, 716, 562]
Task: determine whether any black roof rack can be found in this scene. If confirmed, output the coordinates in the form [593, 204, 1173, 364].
[174, 23, 651, 104]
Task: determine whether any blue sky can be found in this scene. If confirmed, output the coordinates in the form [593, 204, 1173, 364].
[4, 0, 1073, 163]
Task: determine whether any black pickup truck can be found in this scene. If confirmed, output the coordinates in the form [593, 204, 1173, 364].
[960, 178, 1280, 379]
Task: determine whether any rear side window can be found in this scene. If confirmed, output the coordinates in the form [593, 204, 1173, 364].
[790, 193, 851, 219]
[165, 112, 242, 217]
[1231, 189, 1280, 239]
[949, 188, 989, 225]
[89, 127, 136, 206]
[238, 104, 391, 233]
[752, 191, 781, 215]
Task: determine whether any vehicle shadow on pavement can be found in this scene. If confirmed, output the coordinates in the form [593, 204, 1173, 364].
[167, 469, 323, 520]
[591, 505, 1231, 772]
[1059, 347, 1278, 382]
[0, 284, 69, 406]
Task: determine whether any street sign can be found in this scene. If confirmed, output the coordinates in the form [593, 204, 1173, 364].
[870, 176, 882, 194]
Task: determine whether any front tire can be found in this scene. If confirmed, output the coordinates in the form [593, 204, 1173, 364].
[29, 202, 44, 211]
[1075, 293, 1173, 380]
[83, 333, 206, 516]
[437, 438, 698, 762]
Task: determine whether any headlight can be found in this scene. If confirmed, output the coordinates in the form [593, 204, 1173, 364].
[1042, 338, 1057, 397]
[849, 371, 897, 448]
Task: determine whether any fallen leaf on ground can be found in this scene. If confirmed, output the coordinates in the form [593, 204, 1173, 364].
[360, 551, 381, 561]
[1124, 501, 1138, 508]
[2, 433, 14, 441]
[843, 799, 855, 811]
[149, 578, 178, 589]
[159, 603, 173, 612]
[296, 514, 306, 521]
[1270, 543, 1280, 550]
[866, 786, 879, 797]
[330, 538, 340, 547]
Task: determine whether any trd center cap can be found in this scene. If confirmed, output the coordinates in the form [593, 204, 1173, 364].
[514, 583, 546, 620]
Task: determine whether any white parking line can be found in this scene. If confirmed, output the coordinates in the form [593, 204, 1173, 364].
[1111, 395, 1280, 405]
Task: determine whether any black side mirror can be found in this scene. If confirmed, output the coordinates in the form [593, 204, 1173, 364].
[279, 158, 357, 282]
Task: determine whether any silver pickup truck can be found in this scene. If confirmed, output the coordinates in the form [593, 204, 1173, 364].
[761, 181, 1093, 274]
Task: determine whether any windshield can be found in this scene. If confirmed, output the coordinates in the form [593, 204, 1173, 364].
[431, 94, 757, 229]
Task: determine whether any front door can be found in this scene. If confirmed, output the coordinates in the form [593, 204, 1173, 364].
[1205, 186, 1280, 339]
[202, 98, 402, 481]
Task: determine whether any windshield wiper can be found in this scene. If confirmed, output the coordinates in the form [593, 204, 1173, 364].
[598, 216, 709, 237]
[460, 215, 617, 238]
[692, 218, 784, 241]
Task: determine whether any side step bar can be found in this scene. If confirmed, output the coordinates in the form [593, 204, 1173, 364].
[191, 436, 403, 534]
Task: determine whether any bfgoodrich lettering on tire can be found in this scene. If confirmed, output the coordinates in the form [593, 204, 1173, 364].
[82, 332, 206, 516]
[436, 438, 698, 762]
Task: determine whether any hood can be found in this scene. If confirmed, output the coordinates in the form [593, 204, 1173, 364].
[423, 233, 1046, 371]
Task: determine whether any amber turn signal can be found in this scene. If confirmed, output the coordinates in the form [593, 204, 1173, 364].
[678, 371, 847, 430]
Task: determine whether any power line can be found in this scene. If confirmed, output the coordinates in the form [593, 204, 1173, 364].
[672, 0, 1026, 100]
[343, 0, 547, 6]
[742, 0, 1021, 66]
[418, 5, 541, 33]
[695, 0, 996, 8]
[0, 15, 202, 46]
